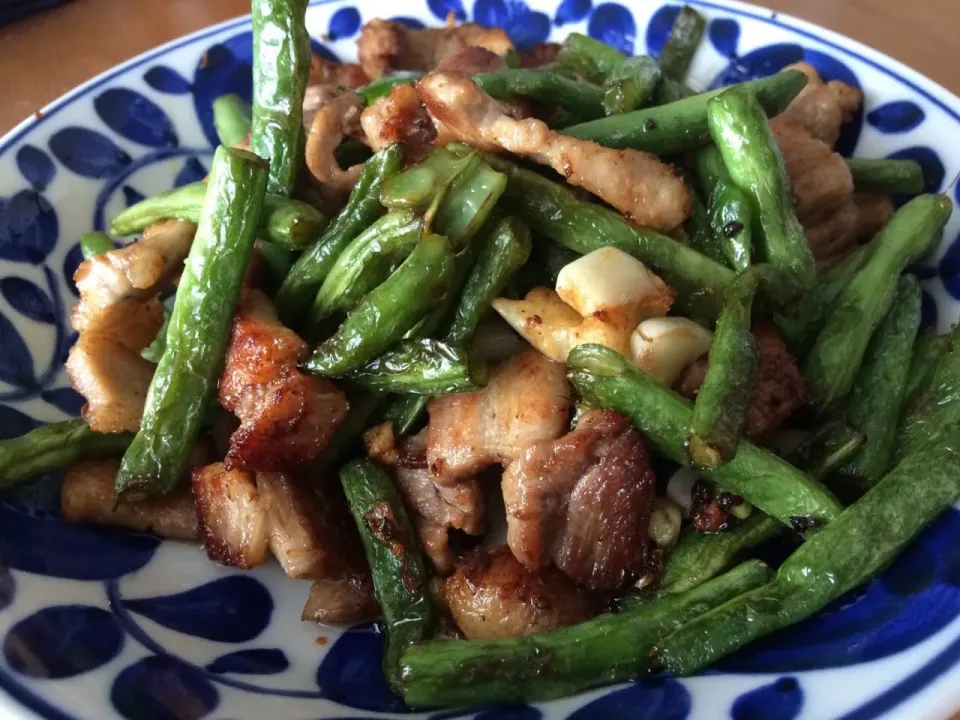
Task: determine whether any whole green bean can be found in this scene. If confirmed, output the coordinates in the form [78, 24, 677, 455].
[567, 344, 843, 529]
[804, 194, 951, 411]
[602, 56, 661, 115]
[116, 146, 268, 498]
[276, 145, 404, 328]
[304, 234, 455, 376]
[657, 433, 960, 676]
[833, 275, 921, 498]
[846, 157, 925, 195]
[561, 70, 808, 155]
[657, 5, 707, 81]
[902, 327, 951, 408]
[358, 71, 423, 105]
[399, 560, 772, 707]
[695, 144, 752, 271]
[708, 87, 815, 289]
[687, 269, 761, 469]
[212, 93, 252, 148]
[0, 420, 133, 490]
[251, 0, 310, 195]
[109, 182, 327, 251]
[474, 69, 606, 122]
[79, 232, 115, 260]
[348, 339, 487, 394]
[340, 459, 433, 693]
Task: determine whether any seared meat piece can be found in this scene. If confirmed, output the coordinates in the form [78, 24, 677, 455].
[192, 463, 270, 569]
[436, 45, 507, 75]
[519, 42, 561, 68]
[61, 459, 199, 540]
[67, 219, 195, 433]
[427, 349, 571, 484]
[777, 61, 863, 147]
[360, 84, 438, 162]
[301, 572, 380, 625]
[851, 192, 895, 241]
[357, 19, 513, 79]
[804, 198, 860, 262]
[219, 290, 348, 473]
[305, 91, 366, 202]
[501, 410, 657, 590]
[417, 72, 691, 230]
[308, 54, 369, 88]
[675, 323, 806, 442]
[444, 546, 595, 639]
[689, 480, 730, 533]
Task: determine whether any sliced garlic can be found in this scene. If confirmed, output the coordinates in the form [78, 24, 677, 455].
[630, 317, 713, 385]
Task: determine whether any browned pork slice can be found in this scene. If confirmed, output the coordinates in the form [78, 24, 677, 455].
[361, 84, 439, 162]
[61, 459, 199, 540]
[417, 72, 691, 230]
[777, 61, 863, 147]
[301, 572, 380, 625]
[357, 19, 513, 79]
[66, 219, 195, 433]
[302, 56, 370, 129]
[436, 45, 507, 75]
[443, 546, 595, 639]
[192, 463, 270, 569]
[219, 290, 348, 473]
[305, 91, 366, 202]
[426, 349, 571, 484]
[675, 323, 806, 442]
[501, 410, 656, 590]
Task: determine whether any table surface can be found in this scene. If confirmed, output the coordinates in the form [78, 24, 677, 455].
[1, 0, 960, 134]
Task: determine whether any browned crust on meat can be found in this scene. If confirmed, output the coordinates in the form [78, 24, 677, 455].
[301, 573, 381, 625]
[308, 54, 369, 88]
[360, 84, 438, 163]
[191, 462, 269, 569]
[435, 46, 507, 75]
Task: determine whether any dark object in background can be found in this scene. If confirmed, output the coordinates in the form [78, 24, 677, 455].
[0, 0, 70, 26]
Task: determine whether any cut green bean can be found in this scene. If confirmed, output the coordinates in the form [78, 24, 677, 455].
[251, 0, 310, 195]
[658, 5, 707, 81]
[552, 33, 626, 84]
[340, 459, 433, 692]
[79, 232, 115, 260]
[786, 420, 865, 483]
[474, 69, 606, 121]
[561, 70, 808, 155]
[846, 157, 925, 195]
[804, 194, 951, 411]
[903, 327, 951, 408]
[654, 77, 697, 104]
[695, 144, 752, 271]
[358, 71, 423, 105]
[255, 240, 298, 289]
[116, 147, 268, 498]
[602, 56, 660, 115]
[684, 181, 728, 266]
[348, 339, 488, 394]
[381, 148, 475, 212]
[212, 93, 252, 148]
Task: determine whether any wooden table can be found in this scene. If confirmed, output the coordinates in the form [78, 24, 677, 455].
[1, 0, 959, 134]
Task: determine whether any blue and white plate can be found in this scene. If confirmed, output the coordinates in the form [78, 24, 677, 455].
[1, 1, 959, 718]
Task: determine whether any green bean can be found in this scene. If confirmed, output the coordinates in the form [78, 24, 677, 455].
[255, 240, 298, 289]
[334, 139, 373, 169]
[304, 233, 455, 376]
[803, 194, 951, 411]
[561, 70, 808, 155]
[381, 148, 475, 212]
[552, 33, 626, 84]
[305, 212, 423, 333]
[687, 269, 761, 469]
[846, 157, 925, 195]
[902, 327, 951, 408]
[684, 181, 728, 265]
[251, 0, 310, 195]
[109, 182, 327, 251]
[141, 307, 171, 364]
[695, 144, 752, 271]
[431, 158, 508, 248]
[399, 560, 772, 707]
[474, 69, 605, 122]
[212, 93, 252, 148]
[602, 56, 661, 115]
[708, 87, 815, 290]
[657, 433, 960, 676]
[567, 344, 843, 529]
[0, 420, 134, 490]
[79, 231, 115, 260]
[654, 77, 697, 104]
[340, 459, 433, 692]
[358, 71, 423, 105]
[786, 419, 865, 483]
[116, 147, 268, 498]
[832, 275, 921, 498]
[275, 145, 404, 328]
[446, 145, 735, 322]
[657, 5, 707, 81]
[348, 339, 487, 394]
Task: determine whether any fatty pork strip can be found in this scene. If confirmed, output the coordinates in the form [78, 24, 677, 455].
[305, 92, 367, 203]
[357, 18, 513, 79]
[417, 72, 692, 231]
[501, 409, 657, 591]
[776, 61, 864, 148]
[804, 193, 895, 266]
[366, 424, 484, 574]
[426, 348, 571, 484]
[302, 53, 370, 127]
[443, 546, 596, 640]
[66, 219, 195, 433]
[674, 323, 807, 442]
[218, 290, 348, 473]
[361, 84, 439, 161]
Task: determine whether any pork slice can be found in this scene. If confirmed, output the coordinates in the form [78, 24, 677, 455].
[777, 61, 863, 147]
[191, 462, 269, 569]
[360, 84, 438, 162]
[301, 572, 380, 625]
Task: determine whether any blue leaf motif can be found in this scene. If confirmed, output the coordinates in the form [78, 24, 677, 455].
[143, 65, 193, 94]
[474, 0, 550, 51]
[49, 126, 132, 178]
[206, 648, 289, 675]
[63, 243, 84, 297]
[0, 312, 35, 388]
[0, 276, 55, 324]
[589, 3, 636, 55]
[41, 387, 86, 416]
[391, 16, 426, 28]
[122, 185, 146, 207]
[328, 7, 361, 40]
[645, 4, 680, 57]
[428, 0, 466, 21]
[0, 189, 59, 264]
[731, 677, 804, 720]
[0, 404, 40, 440]
[192, 32, 254, 148]
[867, 101, 925, 134]
[316, 624, 411, 713]
[122, 575, 273, 643]
[568, 676, 691, 719]
[94, 88, 179, 148]
[709, 18, 740, 58]
[111, 655, 219, 720]
[0, 566, 14, 612]
[554, 0, 591, 26]
[174, 157, 208, 188]
[310, 38, 341, 63]
[3, 605, 124, 679]
[16, 145, 55, 191]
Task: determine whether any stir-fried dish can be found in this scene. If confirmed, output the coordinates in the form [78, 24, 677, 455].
[4, 1, 960, 708]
